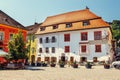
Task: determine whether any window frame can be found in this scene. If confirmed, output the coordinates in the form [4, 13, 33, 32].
[66, 23, 72, 28]
[0, 32, 4, 41]
[40, 27, 45, 31]
[81, 32, 88, 41]
[45, 47, 49, 53]
[51, 36, 56, 43]
[45, 37, 49, 43]
[83, 21, 90, 26]
[9, 33, 14, 40]
[39, 38, 43, 43]
[81, 45, 87, 53]
[64, 34, 70, 42]
[39, 48, 42, 53]
[95, 45, 101, 52]
[53, 25, 58, 29]
[64, 46, 70, 53]
[94, 31, 102, 40]
[52, 47, 55, 53]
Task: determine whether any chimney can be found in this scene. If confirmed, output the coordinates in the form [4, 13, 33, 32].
[86, 6, 89, 10]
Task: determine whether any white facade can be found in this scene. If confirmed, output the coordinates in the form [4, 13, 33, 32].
[36, 27, 112, 62]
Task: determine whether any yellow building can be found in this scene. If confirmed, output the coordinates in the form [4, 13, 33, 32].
[26, 23, 41, 63]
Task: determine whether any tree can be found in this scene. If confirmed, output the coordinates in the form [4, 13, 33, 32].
[8, 31, 28, 61]
[111, 20, 120, 47]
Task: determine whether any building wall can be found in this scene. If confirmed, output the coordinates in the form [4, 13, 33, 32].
[36, 27, 112, 62]
[27, 34, 37, 63]
[0, 24, 26, 52]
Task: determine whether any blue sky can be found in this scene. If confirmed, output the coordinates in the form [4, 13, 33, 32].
[0, 0, 120, 26]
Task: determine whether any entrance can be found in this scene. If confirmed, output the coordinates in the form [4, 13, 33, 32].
[31, 55, 35, 63]
[61, 56, 65, 62]
[80, 57, 87, 63]
[37, 57, 41, 62]
[51, 57, 57, 62]
[70, 57, 74, 63]
[93, 57, 98, 62]
[44, 57, 50, 63]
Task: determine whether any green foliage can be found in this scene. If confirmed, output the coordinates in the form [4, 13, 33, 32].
[8, 30, 28, 60]
[111, 20, 120, 47]
[4, 55, 12, 61]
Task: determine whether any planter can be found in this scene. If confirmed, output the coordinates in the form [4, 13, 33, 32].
[42, 63, 47, 67]
[31, 63, 35, 66]
[50, 64, 56, 67]
[37, 63, 41, 66]
[59, 64, 65, 68]
[73, 64, 78, 68]
[104, 64, 110, 69]
[85, 64, 92, 69]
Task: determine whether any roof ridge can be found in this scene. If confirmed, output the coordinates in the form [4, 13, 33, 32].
[47, 9, 89, 18]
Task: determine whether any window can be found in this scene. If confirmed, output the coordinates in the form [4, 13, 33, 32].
[40, 27, 45, 31]
[45, 37, 49, 43]
[95, 45, 101, 52]
[94, 31, 102, 40]
[32, 36, 35, 42]
[53, 25, 58, 29]
[32, 47, 35, 54]
[83, 21, 90, 26]
[64, 46, 70, 53]
[51, 36, 56, 43]
[64, 34, 70, 42]
[39, 48, 42, 53]
[81, 32, 88, 41]
[9, 33, 13, 40]
[26, 36, 29, 43]
[0, 32, 4, 41]
[66, 23, 72, 28]
[81, 45, 86, 53]
[0, 47, 3, 50]
[52, 47, 55, 53]
[45, 47, 49, 53]
[39, 38, 42, 43]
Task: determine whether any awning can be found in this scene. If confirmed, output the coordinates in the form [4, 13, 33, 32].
[98, 55, 110, 61]
[0, 50, 8, 56]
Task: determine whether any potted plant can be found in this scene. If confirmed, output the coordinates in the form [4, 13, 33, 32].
[85, 62, 92, 69]
[50, 61, 56, 67]
[72, 61, 78, 68]
[104, 63, 110, 69]
[59, 60, 65, 68]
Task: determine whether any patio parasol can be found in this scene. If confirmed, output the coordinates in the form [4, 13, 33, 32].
[0, 50, 8, 56]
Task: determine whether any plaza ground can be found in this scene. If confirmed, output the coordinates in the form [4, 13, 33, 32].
[0, 65, 120, 80]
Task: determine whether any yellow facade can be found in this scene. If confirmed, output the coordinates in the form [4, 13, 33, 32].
[26, 34, 37, 63]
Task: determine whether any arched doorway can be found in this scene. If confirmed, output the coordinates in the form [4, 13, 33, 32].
[44, 57, 50, 63]
[51, 57, 57, 62]
[80, 57, 87, 63]
[37, 57, 41, 62]
[31, 55, 35, 63]
[93, 57, 98, 62]
[70, 56, 74, 63]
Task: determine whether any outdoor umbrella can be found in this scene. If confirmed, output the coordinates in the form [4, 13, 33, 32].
[0, 50, 8, 56]
[98, 55, 110, 61]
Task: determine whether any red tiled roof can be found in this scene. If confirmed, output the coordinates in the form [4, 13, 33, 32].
[36, 9, 110, 35]
[41, 9, 100, 26]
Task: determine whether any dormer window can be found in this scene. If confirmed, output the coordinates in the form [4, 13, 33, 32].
[83, 21, 90, 26]
[66, 23, 72, 28]
[40, 27, 45, 31]
[53, 25, 58, 29]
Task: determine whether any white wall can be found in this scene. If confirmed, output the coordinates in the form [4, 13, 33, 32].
[36, 27, 111, 62]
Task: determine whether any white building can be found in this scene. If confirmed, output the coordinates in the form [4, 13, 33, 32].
[35, 8, 113, 63]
